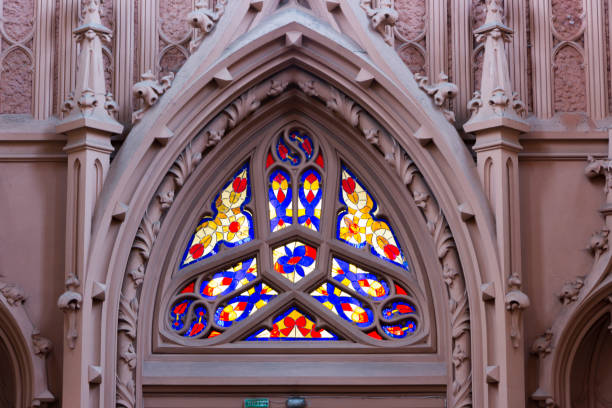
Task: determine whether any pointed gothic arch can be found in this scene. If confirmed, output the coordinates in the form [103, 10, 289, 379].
[84, 7, 508, 407]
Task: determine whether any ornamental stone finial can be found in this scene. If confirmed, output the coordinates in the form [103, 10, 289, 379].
[463, 0, 529, 134]
[57, 0, 123, 134]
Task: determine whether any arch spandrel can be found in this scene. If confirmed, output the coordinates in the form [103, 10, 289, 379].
[85, 6, 505, 407]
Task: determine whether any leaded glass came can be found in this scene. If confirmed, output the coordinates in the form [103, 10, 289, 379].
[166, 126, 422, 344]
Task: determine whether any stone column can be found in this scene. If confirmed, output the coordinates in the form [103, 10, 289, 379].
[56, 1, 123, 406]
[463, 1, 530, 407]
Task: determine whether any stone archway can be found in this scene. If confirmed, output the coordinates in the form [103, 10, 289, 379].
[84, 7, 510, 408]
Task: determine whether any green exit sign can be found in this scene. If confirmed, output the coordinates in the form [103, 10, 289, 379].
[244, 398, 269, 408]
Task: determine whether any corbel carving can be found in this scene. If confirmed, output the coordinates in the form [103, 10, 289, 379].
[31, 329, 53, 357]
[557, 277, 584, 305]
[585, 155, 612, 201]
[505, 273, 530, 348]
[587, 226, 609, 258]
[359, 0, 398, 45]
[530, 328, 553, 359]
[414, 72, 458, 123]
[132, 71, 175, 124]
[188, 0, 227, 54]
[0, 282, 26, 306]
[57, 274, 83, 350]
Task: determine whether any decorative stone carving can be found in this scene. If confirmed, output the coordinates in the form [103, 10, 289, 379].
[530, 328, 553, 359]
[57, 274, 83, 350]
[187, 0, 228, 54]
[586, 156, 612, 203]
[115, 70, 472, 408]
[587, 226, 609, 258]
[464, 0, 528, 133]
[104, 92, 119, 116]
[359, 0, 398, 45]
[505, 273, 530, 348]
[32, 329, 53, 357]
[0, 282, 26, 306]
[60, 0, 117, 122]
[132, 71, 175, 124]
[558, 277, 584, 305]
[414, 72, 458, 123]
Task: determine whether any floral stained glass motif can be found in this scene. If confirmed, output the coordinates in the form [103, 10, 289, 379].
[381, 301, 417, 339]
[311, 282, 373, 327]
[214, 283, 278, 328]
[184, 306, 207, 337]
[298, 169, 322, 231]
[199, 258, 258, 299]
[269, 169, 292, 232]
[170, 299, 193, 331]
[273, 241, 317, 283]
[245, 308, 338, 341]
[337, 166, 410, 270]
[331, 258, 389, 301]
[181, 163, 254, 269]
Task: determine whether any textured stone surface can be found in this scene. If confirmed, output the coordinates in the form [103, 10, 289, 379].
[551, 0, 584, 40]
[554, 45, 586, 112]
[3, 0, 34, 42]
[397, 44, 425, 76]
[159, 0, 192, 43]
[100, 0, 114, 31]
[394, 0, 426, 41]
[471, 0, 487, 30]
[159, 46, 188, 77]
[473, 48, 484, 93]
[0, 48, 32, 114]
[103, 50, 113, 94]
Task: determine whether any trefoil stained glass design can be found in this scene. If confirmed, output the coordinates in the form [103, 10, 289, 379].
[166, 127, 423, 345]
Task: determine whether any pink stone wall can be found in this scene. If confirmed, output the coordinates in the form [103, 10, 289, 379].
[553, 45, 586, 112]
[0, 0, 34, 115]
[394, 0, 426, 76]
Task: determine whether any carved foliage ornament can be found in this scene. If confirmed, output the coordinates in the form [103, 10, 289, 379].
[188, 0, 228, 54]
[115, 70, 471, 408]
[414, 72, 458, 123]
[359, 0, 398, 46]
[57, 274, 83, 350]
[505, 273, 530, 348]
[132, 70, 175, 124]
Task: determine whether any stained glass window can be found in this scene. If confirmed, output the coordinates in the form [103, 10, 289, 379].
[166, 127, 422, 345]
[181, 163, 254, 269]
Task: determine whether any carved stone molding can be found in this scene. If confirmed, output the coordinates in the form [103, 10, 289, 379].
[505, 273, 530, 348]
[114, 69, 472, 408]
[132, 71, 175, 124]
[359, 0, 398, 45]
[0, 282, 26, 306]
[57, 274, 83, 350]
[187, 0, 228, 54]
[587, 226, 610, 258]
[558, 277, 584, 305]
[0, 281, 55, 405]
[530, 328, 553, 359]
[414, 72, 458, 123]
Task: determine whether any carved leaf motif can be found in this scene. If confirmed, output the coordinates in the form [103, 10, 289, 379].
[170, 143, 203, 188]
[298, 80, 318, 96]
[128, 264, 145, 287]
[450, 296, 470, 339]
[120, 343, 137, 370]
[116, 374, 136, 408]
[433, 217, 455, 259]
[267, 79, 288, 97]
[158, 190, 175, 210]
[326, 87, 361, 127]
[386, 146, 419, 187]
[118, 295, 139, 340]
[225, 90, 261, 129]
[133, 213, 161, 261]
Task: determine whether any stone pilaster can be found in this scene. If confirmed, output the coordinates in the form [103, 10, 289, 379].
[33, 0, 55, 119]
[56, 1, 123, 406]
[464, 1, 529, 407]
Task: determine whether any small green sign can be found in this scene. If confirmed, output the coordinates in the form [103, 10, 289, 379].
[244, 398, 269, 408]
